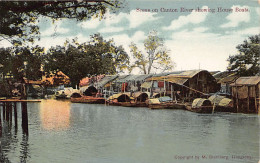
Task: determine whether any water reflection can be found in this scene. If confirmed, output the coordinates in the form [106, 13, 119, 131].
[0, 120, 28, 163]
[0, 100, 259, 163]
[40, 99, 71, 131]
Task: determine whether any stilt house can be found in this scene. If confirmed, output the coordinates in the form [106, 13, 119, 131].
[230, 76, 260, 114]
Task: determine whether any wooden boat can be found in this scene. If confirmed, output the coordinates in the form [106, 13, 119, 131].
[107, 93, 133, 106]
[120, 101, 148, 107]
[55, 88, 80, 99]
[208, 95, 234, 112]
[185, 98, 213, 113]
[147, 96, 186, 109]
[147, 97, 174, 109]
[55, 93, 67, 99]
[71, 96, 105, 104]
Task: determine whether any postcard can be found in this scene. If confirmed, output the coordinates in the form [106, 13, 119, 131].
[0, 0, 259, 163]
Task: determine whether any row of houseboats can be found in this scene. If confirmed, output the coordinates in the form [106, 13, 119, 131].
[53, 70, 259, 114]
[55, 89, 234, 114]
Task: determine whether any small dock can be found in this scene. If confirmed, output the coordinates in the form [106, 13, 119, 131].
[0, 99, 41, 136]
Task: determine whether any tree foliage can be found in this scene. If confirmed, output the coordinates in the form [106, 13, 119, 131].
[129, 31, 174, 74]
[44, 33, 129, 87]
[227, 34, 260, 76]
[0, 46, 44, 81]
[0, 1, 124, 45]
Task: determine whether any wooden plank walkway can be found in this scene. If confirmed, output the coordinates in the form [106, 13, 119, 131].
[0, 99, 41, 102]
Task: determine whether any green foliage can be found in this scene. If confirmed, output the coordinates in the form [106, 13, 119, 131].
[0, 1, 124, 45]
[0, 46, 44, 81]
[227, 34, 260, 76]
[129, 30, 174, 74]
[45, 33, 129, 87]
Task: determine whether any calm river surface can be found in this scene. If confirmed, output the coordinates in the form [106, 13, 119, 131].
[0, 99, 259, 163]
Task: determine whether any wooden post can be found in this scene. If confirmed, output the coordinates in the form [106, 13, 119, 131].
[9, 102, 12, 126]
[164, 78, 166, 96]
[171, 84, 173, 102]
[255, 95, 258, 114]
[235, 81, 239, 113]
[247, 87, 250, 113]
[21, 102, 28, 135]
[3, 102, 6, 120]
[14, 102, 18, 129]
[6, 102, 10, 122]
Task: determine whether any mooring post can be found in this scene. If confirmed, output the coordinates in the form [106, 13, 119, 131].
[9, 102, 13, 127]
[3, 102, 6, 120]
[6, 102, 10, 122]
[21, 102, 28, 135]
[14, 102, 18, 129]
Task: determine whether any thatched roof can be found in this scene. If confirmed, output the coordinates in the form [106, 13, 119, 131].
[209, 95, 232, 107]
[107, 93, 131, 100]
[213, 71, 239, 84]
[192, 98, 212, 108]
[132, 92, 150, 98]
[115, 74, 152, 83]
[28, 71, 70, 86]
[95, 75, 118, 87]
[146, 70, 211, 85]
[112, 75, 129, 83]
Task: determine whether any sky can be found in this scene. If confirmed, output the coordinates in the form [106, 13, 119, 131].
[1, 0, 260, 74]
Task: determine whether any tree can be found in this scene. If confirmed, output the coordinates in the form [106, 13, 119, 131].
[0, 47, 12, 77]
[0, 1, 124, 45]
[129, 31, 174, 74]
[44, 34, 129, 87]
[227, 34, 260, 76]
[0, 46, 44, 81]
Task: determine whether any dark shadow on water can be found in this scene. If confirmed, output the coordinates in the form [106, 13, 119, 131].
[0, 102, 30, 163]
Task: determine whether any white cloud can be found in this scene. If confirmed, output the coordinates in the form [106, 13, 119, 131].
[0, 40, 12, 47]
[107, 31, 146, 50]
[131, 31, 146, 43]
[79, 17, 101, 29]
[41, 20, 70, 37]
[221, 5, 250, 28]
[226, 27, 260, 35]
[98, 27, 124, 33]
[35, 33, 89, 50]
[127, 10, 160, 28]
[106, 9, 160, 28]
[106, 31, 146, 63]
[81, 9, 160, 35]
[103, 11, 126, 27]
[163, 6, 209, 30]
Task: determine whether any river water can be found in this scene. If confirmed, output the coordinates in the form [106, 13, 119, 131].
[0, 99, 259, 163]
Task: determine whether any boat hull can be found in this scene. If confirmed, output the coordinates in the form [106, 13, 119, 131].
[71, 96, 105, 104]
[185, 105, 213, 113]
